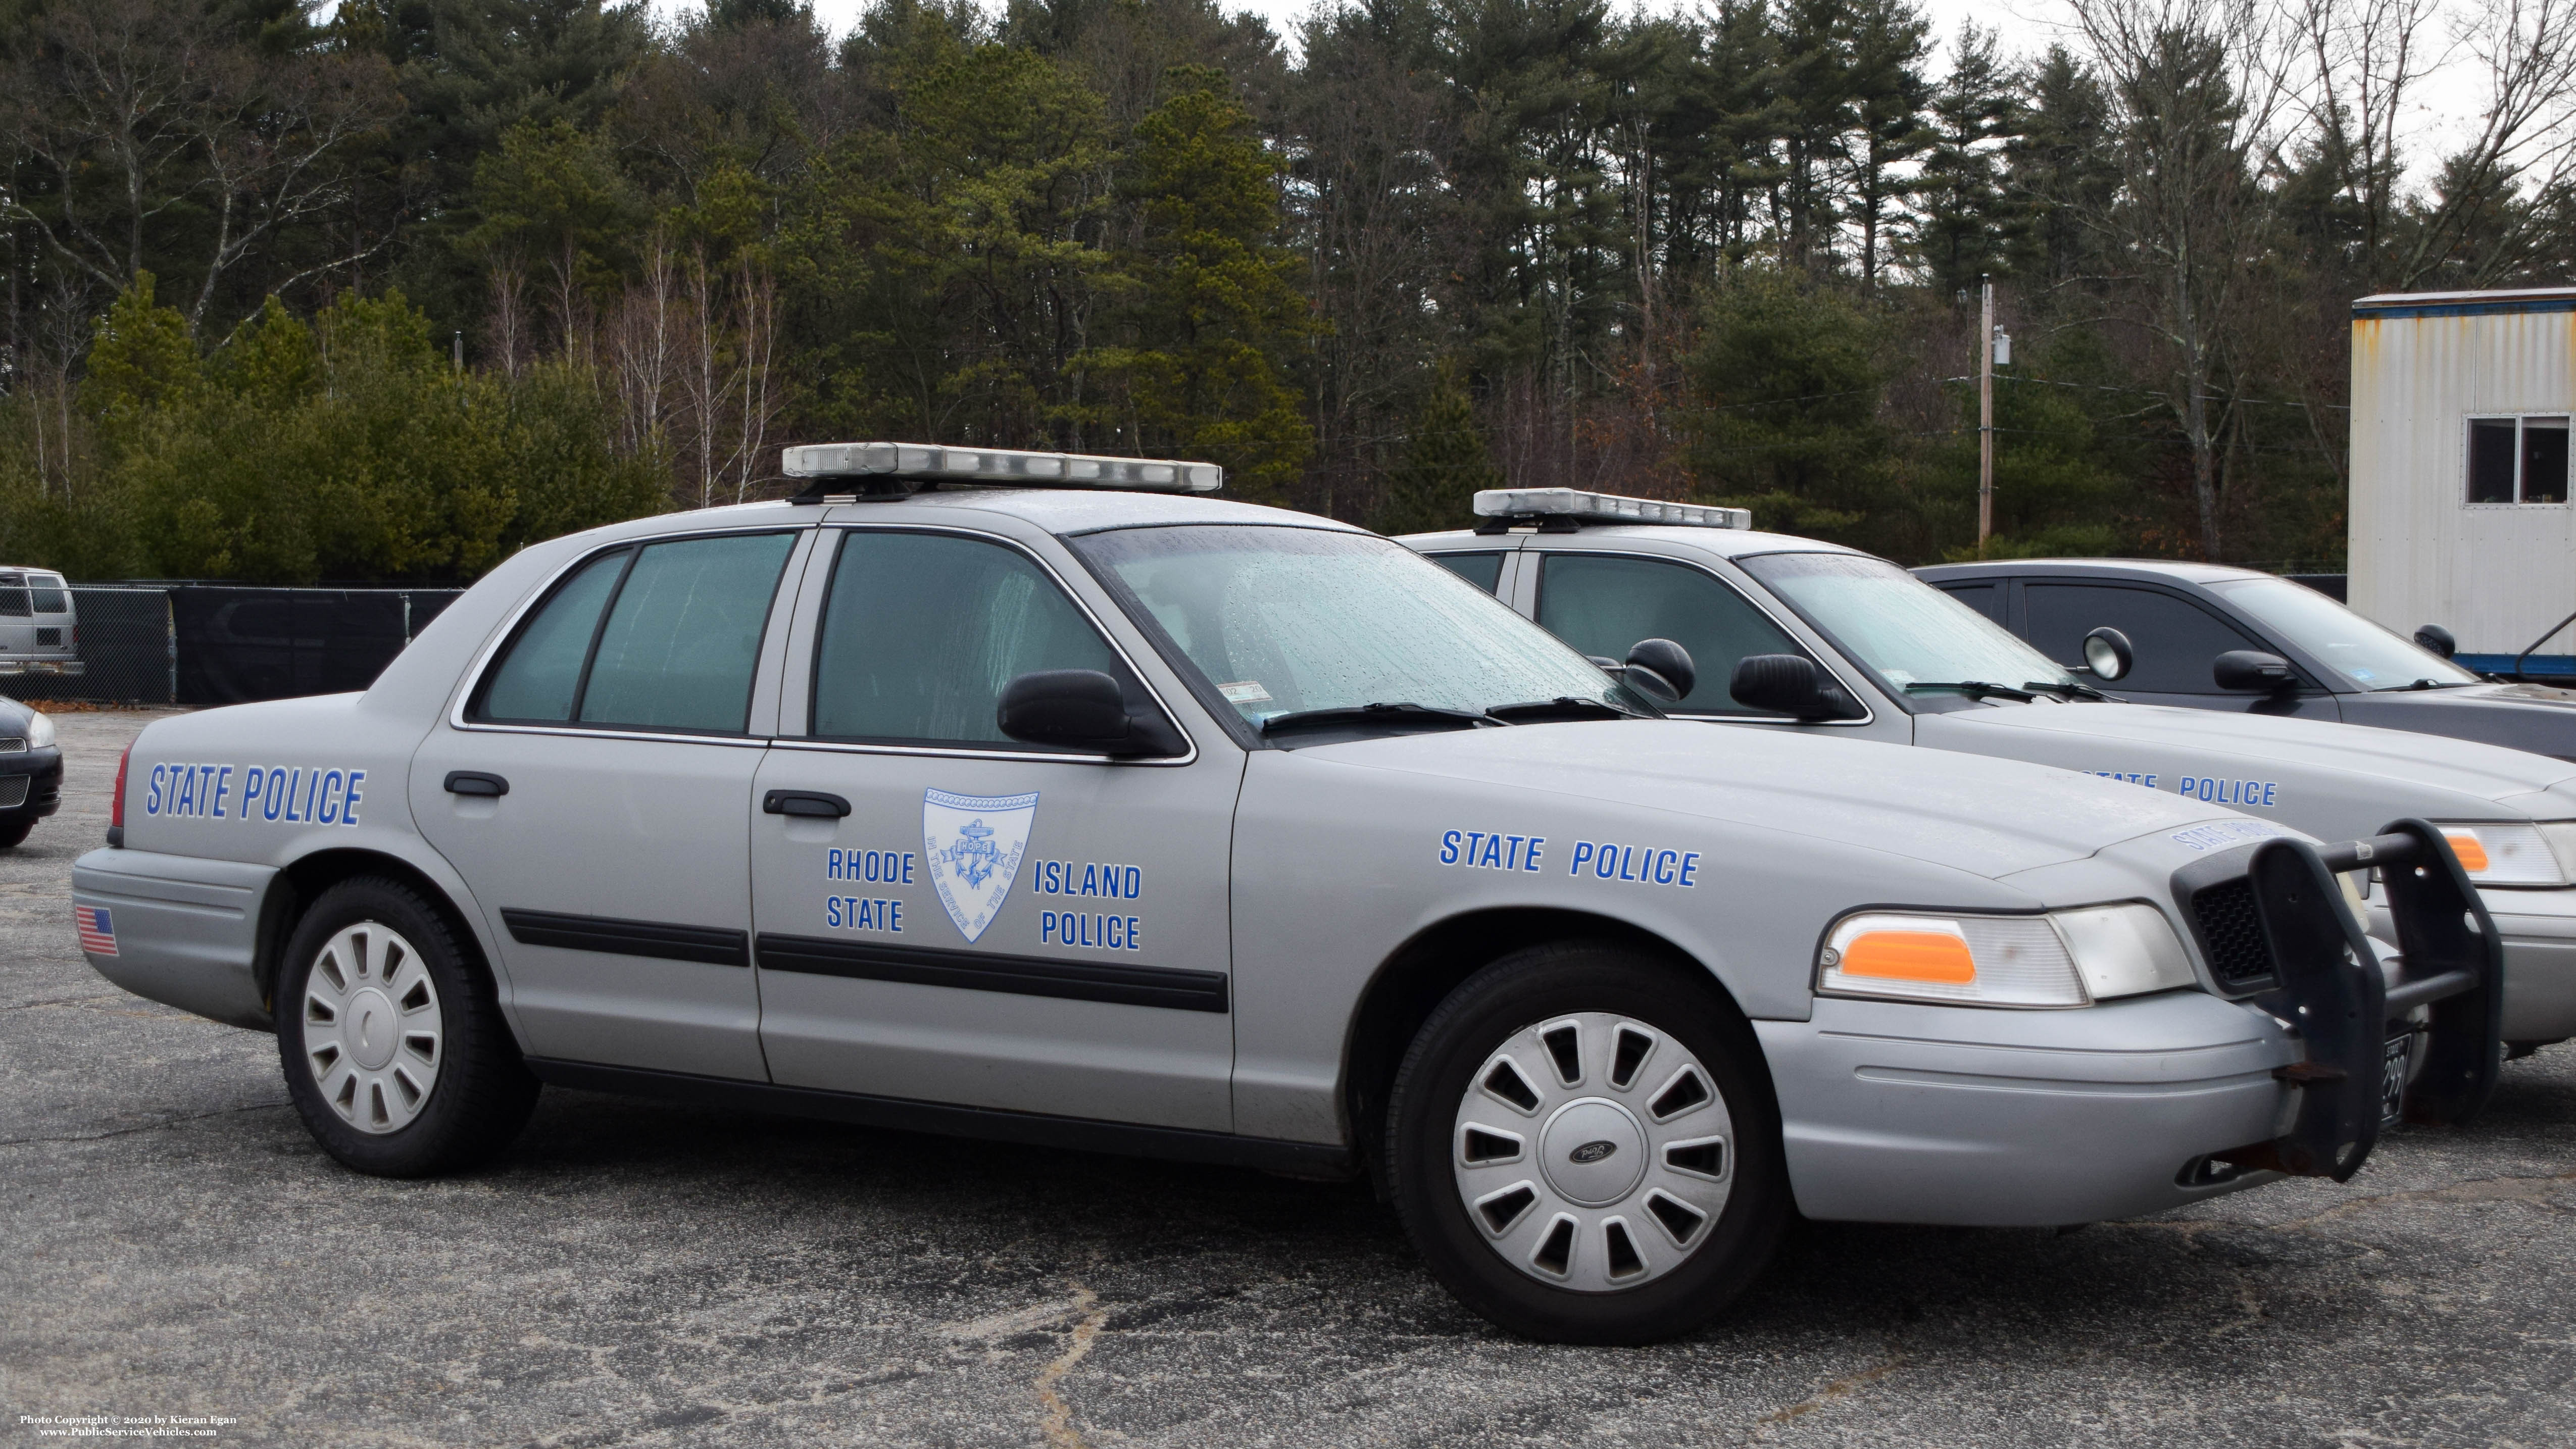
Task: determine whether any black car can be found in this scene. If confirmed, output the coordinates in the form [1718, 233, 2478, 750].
[0, 694, 63, 848]
[1913, 559, 2576, 763]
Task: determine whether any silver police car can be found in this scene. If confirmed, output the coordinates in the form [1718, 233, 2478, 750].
[1403, 489, 2576, 1056]
[74, 446, 2500, 1344]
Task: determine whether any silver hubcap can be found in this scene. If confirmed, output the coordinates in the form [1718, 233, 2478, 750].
[300, 921, 442, 1134]
[1452, 1012, 1734, 1292]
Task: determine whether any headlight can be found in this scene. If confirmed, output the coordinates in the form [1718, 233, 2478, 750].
[1816, 903, 2195, 1009]
[22, 711, 54, 750]
[2430, 822, 2571, 887]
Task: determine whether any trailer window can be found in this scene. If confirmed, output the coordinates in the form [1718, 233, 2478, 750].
[2467, 416, 2569, 505]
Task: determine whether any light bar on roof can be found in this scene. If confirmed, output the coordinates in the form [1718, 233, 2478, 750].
[1472, 487, 1750, 529]
[782, 441, 1223, 494]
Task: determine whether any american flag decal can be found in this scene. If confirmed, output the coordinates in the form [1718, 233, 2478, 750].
[75, 905, 117, 956]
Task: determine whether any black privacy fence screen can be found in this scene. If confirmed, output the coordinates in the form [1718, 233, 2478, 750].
[0, 587, 465, 707]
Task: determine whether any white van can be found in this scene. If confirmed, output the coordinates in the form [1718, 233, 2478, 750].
[0, 568, 82, 676]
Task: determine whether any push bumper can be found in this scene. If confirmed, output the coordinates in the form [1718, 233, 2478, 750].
[1758, 991, 2298, 1226]
[2381, 886, 2576, 1044]
[71, 847, 276, 1030]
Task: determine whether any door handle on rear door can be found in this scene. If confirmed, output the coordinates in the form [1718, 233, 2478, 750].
[763, 789, 851, 818]
[444, 771, 509, 797]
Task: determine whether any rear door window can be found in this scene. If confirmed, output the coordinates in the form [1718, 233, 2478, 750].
[0, 575, 26, 618]
[2022, 583, 2264, 694]
[472, 532, 797, 732]
[29, 576, 68, 614]
[1534, 553, 1808, 714]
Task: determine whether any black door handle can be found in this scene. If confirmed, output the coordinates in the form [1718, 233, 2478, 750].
[444, 771, 509, 797]
[763, 789, 851, 818]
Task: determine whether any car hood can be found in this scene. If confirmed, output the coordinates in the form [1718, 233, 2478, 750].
[1299, 720, 2250, 881]
[1919, 701, 2576, 815]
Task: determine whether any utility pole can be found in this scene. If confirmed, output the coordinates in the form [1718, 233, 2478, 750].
[1977, 275, 1994, 553]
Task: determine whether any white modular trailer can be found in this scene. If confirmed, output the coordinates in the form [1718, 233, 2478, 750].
[2349, 288, 2576, 666]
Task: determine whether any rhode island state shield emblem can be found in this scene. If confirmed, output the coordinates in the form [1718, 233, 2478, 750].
[922, 788, 1037, 943]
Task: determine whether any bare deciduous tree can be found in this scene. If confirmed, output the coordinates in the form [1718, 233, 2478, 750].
[2071, 0, 2302, 559]
[0, 0, 399, 329]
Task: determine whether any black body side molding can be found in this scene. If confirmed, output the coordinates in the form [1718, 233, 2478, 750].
[502, 908, 750, 967]
[754, 932, 1228, 1012]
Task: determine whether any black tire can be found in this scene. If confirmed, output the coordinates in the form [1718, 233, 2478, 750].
[0, 815, 31, 849]
[275, 876, 538, 1176]
[1387, 942, 1788, 1344]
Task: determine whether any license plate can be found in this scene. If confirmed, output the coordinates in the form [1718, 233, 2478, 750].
[2381, 1034, 2411, 1126]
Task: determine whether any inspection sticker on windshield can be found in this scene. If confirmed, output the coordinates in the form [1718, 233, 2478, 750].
[2170, 820, 2296, 853]
[1218, 680, 1273, 704]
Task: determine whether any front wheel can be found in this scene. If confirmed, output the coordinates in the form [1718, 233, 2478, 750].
[276, 877, 538, 1176]
[1388, 944, 1788, 1343]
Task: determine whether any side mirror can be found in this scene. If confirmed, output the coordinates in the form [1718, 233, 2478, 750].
[998, 669, 1186, 756]
[2213, 649, 2299, 694]
[1623, 637, 1697, 703]
[2415, 623, 2457, 659]
[2080, 626, 2134, 682]
[1730, 653, 1863, 720]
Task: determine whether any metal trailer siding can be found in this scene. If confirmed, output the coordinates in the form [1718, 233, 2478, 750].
[2350, 293, 2576, 656]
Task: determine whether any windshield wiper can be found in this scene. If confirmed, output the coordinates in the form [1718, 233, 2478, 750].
[1485, 696, 1651, 723]
[1259, 702, 1498, 735]
[1902, 680, 2039, 703]
[2379, 677, 2473, 692]
[2021, 679, 2114, 702]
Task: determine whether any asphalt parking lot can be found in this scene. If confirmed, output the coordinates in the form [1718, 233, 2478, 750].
[7, 709, 2575, 1447]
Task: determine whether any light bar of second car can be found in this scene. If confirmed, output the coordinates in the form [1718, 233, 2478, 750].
[1472, 487, 1751, 530]
[782, 441, 1224, 496]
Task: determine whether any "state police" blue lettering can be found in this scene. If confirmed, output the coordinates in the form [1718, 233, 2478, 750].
[1031, 860, 1144, 898]
[1568, 841, 1699, 887]
[827, 848, 915, 884]
[826, 896, 903, 932]
[1042, 911, 1140, 951]
[1440, 830, 1546, 871]
[2179, 776, 2278, 807]
[143, 762, 364, 827]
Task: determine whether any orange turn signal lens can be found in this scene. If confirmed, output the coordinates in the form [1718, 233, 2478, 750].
[2444, 832, 2490, 874]
[1838, 929, 1977, 984]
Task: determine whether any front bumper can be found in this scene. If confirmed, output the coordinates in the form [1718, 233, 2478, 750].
[1768, 822, 2504, 1225]
[71, 847, 277, 1030]
[1, 747, 63, 819]
[1759, 991, 2297, 1225]
[2380, 886, 2576, 1044]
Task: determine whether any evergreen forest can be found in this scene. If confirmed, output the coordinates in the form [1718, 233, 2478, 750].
[4, 0, 2573, 583]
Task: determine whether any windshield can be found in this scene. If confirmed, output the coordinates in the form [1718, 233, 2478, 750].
[1073, 525, 1655, 730]
[2209, 576, 2478, 689]
[1738, 552, 2083, 696]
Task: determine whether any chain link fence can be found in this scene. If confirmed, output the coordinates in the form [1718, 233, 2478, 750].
[0, 586, 464, 707]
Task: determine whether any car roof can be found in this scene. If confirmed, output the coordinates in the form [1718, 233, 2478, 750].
[1399, 524, 1870, 562]
[550, 488, 1370, 551]
[1911, 558, 2274, 586]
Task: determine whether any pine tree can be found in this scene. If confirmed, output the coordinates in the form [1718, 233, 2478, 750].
[1374, 361, 1500, 535]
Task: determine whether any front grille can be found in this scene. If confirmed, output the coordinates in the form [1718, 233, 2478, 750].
[2192, 877, 2274, 985]
[0, 736, 22, 753]
[0, 776, 28, 809]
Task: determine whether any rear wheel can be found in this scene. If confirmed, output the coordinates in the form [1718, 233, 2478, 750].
[276, 877, 538, 1176]
[1388, 943, 1787, 1344]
